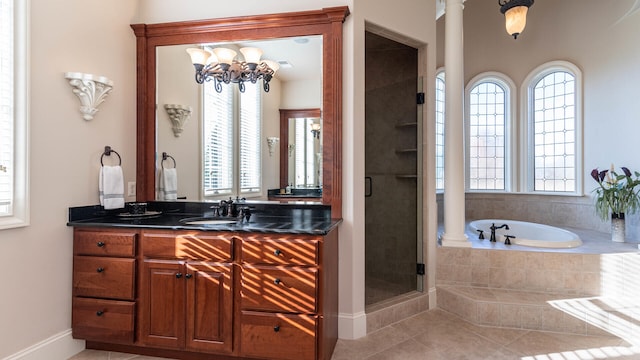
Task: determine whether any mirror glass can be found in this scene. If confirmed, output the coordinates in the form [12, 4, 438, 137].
[278, 108, 322, 192]
[288, 116, 322, 187]
[156, 36, 322, 201]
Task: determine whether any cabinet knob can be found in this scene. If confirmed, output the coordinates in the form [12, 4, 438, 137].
[96, 310, 105, 316]
[185, 273, 193, 279]
[273, 278, 281, 285]
[274, 249, 282, 256]
[176, 273, 183, 279]
[96, 267, 104, 273]
[97, 241, 105, 247]
[273, 325, 280, 332]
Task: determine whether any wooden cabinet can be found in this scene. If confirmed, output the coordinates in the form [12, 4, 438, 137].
[138, 230, 234, 354]
[72, 228, 137, 344]
[239, 232, 338, 360]
[71, 226, 338, 360]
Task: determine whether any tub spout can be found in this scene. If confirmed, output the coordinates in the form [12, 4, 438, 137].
[490, 223, 510, 242]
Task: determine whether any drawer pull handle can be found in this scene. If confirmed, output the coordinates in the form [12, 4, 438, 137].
[185, 273, 193, 279]
[274, 278, 281, 285]
[97, 241, 105, 247]
[274, 249, 282, 256]
[176, 273, 183, 279]
[96, 267, 104, 273]
[96, 310, 105, 316]
[273, 325, 280, 332]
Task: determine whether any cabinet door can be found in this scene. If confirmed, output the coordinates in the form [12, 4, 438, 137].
[139, 259, 185, 349]
[185, 261, 233, 354]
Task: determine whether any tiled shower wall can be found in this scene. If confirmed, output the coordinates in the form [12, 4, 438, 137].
[437, 193, 640, 240]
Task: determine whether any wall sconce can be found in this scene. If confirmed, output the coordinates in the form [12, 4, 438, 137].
[499, 0, 534, 39]
[310, 123, 321, 139]
[64, 72, 114, 121]
[186, 46, 280, 93]
[288, 143, 295, 158]
[164, 104, 192, 137]
[266, 137, 279, 157]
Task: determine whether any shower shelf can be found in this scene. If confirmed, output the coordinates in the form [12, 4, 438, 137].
[395, 122, 418, 128]
[396, 148, 417, 154]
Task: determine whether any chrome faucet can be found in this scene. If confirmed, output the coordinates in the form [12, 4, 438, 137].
[489, 223, 509, 242]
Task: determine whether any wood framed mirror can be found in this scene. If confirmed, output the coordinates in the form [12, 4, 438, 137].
[279, 108, 322, 189]
[131, 7, 349, 218]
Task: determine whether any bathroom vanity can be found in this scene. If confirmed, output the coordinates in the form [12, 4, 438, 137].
[68, 201, 340, 360]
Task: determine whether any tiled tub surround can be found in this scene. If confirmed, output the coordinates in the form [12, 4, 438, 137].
[437, 228, 640, 342]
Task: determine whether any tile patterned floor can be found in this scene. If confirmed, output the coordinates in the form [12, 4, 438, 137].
[69, 309, 640, 360]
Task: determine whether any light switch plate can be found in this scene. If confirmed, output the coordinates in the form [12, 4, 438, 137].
[128, 181, 136, 196]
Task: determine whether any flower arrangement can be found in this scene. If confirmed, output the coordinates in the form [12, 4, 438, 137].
[591, 165, 640, 221]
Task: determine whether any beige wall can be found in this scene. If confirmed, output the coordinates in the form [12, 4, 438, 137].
[0, 0, 438, 358]
[438, 0, 640, 180]
[0, 0, 138, 358]
[436, 0, 640, 237]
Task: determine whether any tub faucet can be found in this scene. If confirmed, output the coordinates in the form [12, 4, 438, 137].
[490, 223, 510, 242]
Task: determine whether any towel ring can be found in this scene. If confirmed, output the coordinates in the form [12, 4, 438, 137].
[161, 152, 176, 169]
[101, 146, 122, 166]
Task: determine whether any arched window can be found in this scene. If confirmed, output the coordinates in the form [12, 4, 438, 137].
[465, 72, 515, 191]
[523, 61, 582, 194]
[435, 70, 445, 191]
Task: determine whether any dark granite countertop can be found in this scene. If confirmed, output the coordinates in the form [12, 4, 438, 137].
[67, 201, 341, 235]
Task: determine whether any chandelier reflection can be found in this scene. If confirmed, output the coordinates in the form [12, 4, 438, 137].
[186, 47, 280, 93]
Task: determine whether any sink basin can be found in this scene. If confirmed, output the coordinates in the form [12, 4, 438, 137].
[180, 217, 238, 225]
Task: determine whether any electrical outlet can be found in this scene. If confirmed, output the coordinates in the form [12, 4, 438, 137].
[128, 181, 136, 196]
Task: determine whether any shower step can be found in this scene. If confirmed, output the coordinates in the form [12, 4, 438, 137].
[437, 285, 624, 336]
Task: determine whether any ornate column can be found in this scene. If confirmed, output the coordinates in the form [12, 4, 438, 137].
[441, 0, 470, 247]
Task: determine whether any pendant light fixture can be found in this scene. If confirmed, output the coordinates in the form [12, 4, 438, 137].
[499, 0, 534, 39]
[186, 46, 279, 93]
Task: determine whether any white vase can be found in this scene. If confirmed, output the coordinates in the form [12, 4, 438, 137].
[611, 213, 626, 243]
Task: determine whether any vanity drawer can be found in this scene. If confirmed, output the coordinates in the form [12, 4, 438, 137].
[73, 256, 135, 300]
[72, 297, 135, 344]
[241, 237, 319, 265]
[140, 230, 233, 261]
[74, 228, 137, 257]
[241, 265, 317, 313]
[240, 311, 317, 360]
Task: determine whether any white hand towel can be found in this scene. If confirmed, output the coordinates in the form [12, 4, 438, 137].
[99, 165, 125, 209]
[158, 168, 178, 201]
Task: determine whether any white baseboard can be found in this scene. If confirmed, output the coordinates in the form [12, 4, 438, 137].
[338, 311, 367, 340]
[2, 329, 85, 360]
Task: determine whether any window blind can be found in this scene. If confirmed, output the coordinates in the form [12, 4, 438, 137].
[239, 83, 261, 194]
[203, 82, 233, 196]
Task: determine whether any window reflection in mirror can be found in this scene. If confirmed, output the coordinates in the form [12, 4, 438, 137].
[288, 115, 322, 188]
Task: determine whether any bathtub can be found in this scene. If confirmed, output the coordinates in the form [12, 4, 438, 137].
[468, 219, 583, 248]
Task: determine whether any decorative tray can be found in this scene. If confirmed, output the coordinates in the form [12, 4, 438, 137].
[116, 211, 162, 218]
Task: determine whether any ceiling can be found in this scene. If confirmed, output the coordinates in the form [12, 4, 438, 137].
[221, 36, 323, 83]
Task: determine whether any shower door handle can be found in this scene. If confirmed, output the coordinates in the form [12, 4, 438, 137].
[365, 176, 373, 197]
